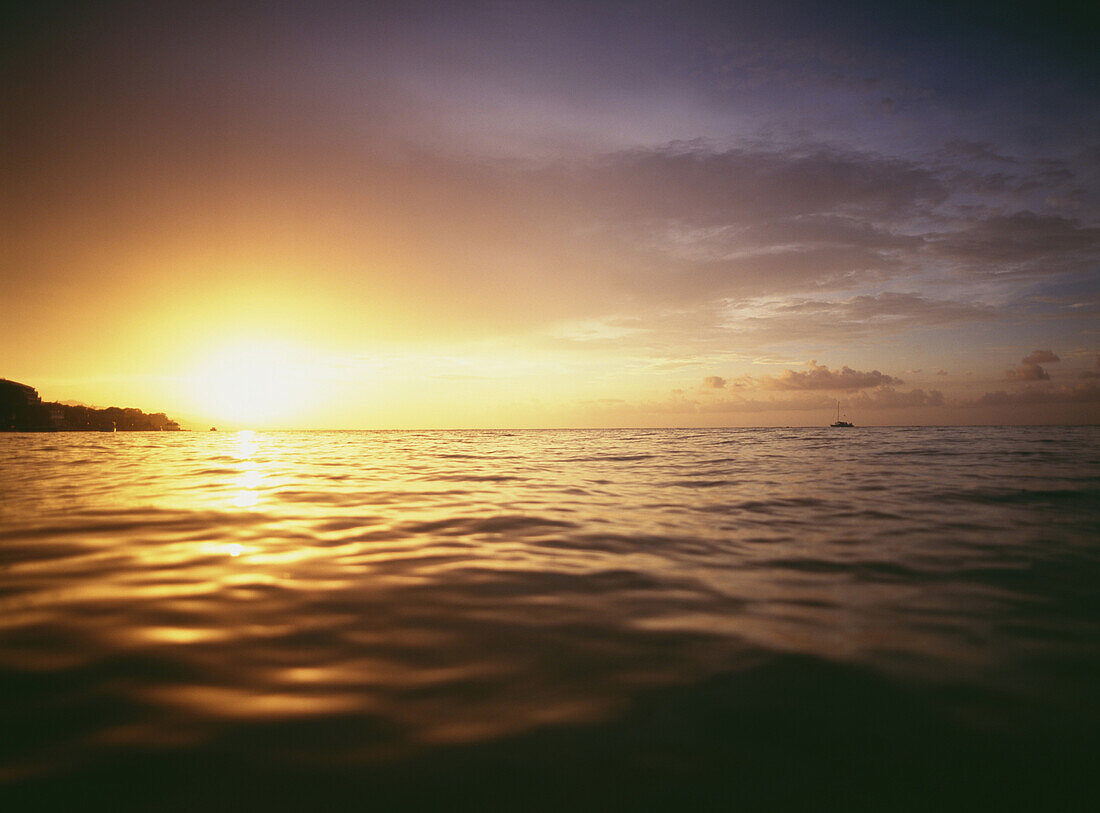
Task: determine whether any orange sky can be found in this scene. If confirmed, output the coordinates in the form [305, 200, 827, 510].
[2, 2, 1097, 428]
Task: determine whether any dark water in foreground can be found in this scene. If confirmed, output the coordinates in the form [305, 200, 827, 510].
[2, 427, 1098, 810]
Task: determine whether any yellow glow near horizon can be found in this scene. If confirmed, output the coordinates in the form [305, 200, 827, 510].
[186, 342, 317, 427]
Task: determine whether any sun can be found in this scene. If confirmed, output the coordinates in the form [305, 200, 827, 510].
[189, 341, 314, 427]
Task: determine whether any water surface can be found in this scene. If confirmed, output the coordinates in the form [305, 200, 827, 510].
[2, 428, 1098, 809]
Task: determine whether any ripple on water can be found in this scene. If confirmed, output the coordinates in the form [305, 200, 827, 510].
[0, 427, 1098, 809]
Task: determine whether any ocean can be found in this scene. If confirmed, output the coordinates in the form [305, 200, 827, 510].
[1, 427, 1098, 810]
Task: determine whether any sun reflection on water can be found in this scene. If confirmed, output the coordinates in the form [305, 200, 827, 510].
[0, 426, 1097, 808]
[232, 490, 260, 508]
[238, 468, 262, 489]
[231, 430, 263, 509]
[234, 430, 258, 460]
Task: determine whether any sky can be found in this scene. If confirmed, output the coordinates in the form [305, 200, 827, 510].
[2, 0, 1097, 428]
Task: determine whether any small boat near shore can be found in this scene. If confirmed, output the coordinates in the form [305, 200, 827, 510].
[831, 401, 854, 427]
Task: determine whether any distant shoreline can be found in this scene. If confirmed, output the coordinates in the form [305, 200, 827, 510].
[1, 378, 181, 432]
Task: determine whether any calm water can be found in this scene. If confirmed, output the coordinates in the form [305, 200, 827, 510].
[2, 427, 1099, 810]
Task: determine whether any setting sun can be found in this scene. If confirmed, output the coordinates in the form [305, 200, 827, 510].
[186, 342, 317, 427]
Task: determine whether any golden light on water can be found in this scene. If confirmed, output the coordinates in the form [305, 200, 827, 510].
[232, 492, 260, 509]
[239, 469, 262, 489]
[234, 430, 259, 457]
[231, 430, 262, 510]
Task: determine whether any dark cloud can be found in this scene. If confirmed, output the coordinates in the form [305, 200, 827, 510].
[1022, 349, 1060, 364]
[702, 376, 727, 389]
[669, 386, 942, 414]
[622, 245, 902, 307]
[725, 215, 922, 251]
[932, 141, 1082, 202]
[974, 383, 1100, 405]
[928, 212, 1100, 275]
[761, 360, 901, 391]
[591, 145, 947, 227]
[341, 143, 966, 320]
[852, 387, 944, 408]
[1006, 363, 1050, 382]
[939, 139, 1018, 165]
[839, 293, 990, 324]
[708, 293, 996, 353]
[1006, 350, 1061, 381]
[5, 67, 1088, 345]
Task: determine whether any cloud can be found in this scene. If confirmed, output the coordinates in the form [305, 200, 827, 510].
[938, 140, 1018, 165]
[973, 383, 1100, 406]
[712, 293, 996, 352]
[1006, 363, 1050, 382]
[590, 144, 947, 227]
[1022, 349, 1060, 364]
[928, 212, 1100, 276]
[7, 103, 1085, 355]
[669, 385, 942, 414]
[702, 376, 727, 389]
[836, 293, 991, 324]
[852, 387, 944, 408]
[760, 360, 901, 391]
[1007, 350, 1061, 382]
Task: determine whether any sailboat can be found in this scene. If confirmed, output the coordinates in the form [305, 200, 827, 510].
[830, 400, 854, 427]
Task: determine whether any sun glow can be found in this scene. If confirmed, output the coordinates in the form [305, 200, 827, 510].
[187, 342, 318, 427]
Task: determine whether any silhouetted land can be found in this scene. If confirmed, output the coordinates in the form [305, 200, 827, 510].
[0, 378, 180, 431]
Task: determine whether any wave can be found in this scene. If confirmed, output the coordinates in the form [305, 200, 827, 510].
[2, 426, 1098, 809]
